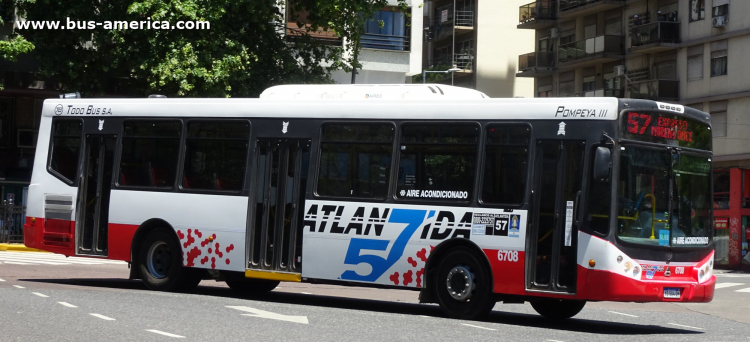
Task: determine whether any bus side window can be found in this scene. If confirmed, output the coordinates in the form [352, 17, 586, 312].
[119, 120, 181, 188]
[396, 123, 479, 201]
[481, 124, 530, 205]
[316, 123, 394, 199]
[48, 119, 83, 184]
[586, 145, 612, 235]
[181, 120, 250, 192]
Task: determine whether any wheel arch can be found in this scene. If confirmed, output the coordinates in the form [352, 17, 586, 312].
[128, 218, 177, 280]
[420, 238, 494, 303]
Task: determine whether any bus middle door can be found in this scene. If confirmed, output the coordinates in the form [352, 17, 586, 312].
[75, 120, 117, 256]
[528, 140, 585, 293]
[248, 138, 311, 275]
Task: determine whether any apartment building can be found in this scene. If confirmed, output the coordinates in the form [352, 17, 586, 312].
[516, 0, 750, 268]
[421, 0, 534, 97]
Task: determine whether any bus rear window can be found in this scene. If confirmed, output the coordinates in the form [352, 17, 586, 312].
[49, 119, 83, 184]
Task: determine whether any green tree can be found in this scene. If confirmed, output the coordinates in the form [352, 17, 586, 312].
[0, 4, 34, 89]
[15, 0, 407, 97]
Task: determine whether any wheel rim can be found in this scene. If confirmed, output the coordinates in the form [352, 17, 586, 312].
[446, 265, 474, 301]
[146, 241, 171, 279]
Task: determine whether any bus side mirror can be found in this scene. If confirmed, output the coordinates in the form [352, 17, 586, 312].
[594, 147, 612, 182]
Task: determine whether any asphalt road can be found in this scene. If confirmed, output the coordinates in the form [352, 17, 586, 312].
[1, 251, 749, 342]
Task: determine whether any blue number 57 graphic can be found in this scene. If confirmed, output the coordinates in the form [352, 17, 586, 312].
[340, 209, 432, 282]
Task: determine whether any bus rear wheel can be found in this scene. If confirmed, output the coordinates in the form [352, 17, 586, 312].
[138, 228, 201, 292]
[434, 247, 496, 320]
[531, 299, 586, 319]
[225, 278, 280, 295]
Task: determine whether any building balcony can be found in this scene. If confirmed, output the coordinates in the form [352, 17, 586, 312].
[557, 35, 624, 69]
[427, 55, 474, 73]
[629, 21, 680, 54]
[426, 10, 475, 43]
[628, 80, 679, 101]
[558, 0, 624, 18]
[584, 88, 625, 97]
[361, 33, 410, 51]
[517, 51, 555, 77]
[286, 23, 342, 46]
[518, 1, 557, 30]
[455, 11, 474, 28]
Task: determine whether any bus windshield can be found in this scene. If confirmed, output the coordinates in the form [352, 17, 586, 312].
[617, 147, 711, 247]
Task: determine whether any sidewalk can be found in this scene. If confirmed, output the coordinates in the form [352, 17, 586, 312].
[0, 243, 48, 252]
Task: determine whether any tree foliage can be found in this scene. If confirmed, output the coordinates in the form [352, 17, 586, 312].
[15, 0, 407, 97]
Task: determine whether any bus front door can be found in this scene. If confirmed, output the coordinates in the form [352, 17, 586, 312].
[248, 138, 311, 274]
[528, 140, 585, 293]
[76, 134, 116, 256]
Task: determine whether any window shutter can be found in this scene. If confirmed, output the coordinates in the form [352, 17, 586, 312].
[687, 55, 703, 81]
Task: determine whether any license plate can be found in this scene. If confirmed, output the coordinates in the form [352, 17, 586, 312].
[664, 288, 681, 299]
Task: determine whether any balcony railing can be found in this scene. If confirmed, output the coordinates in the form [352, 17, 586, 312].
[519, 1, 557, 24]
[519, 51, 555, 71]
[455, 11, 474, 27]
[454, 53, 474, 70]
[630, 21, 680, 47]
[361, 33, 410, 51]
[560, 0, 624, 12]
[628, 80, 679, 101]
[558, 35, 623, 63]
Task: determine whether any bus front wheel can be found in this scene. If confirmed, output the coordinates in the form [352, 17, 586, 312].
[531, 299, 586, 319]
[138, 228, 201, 292]
[434, 247, 496, 319]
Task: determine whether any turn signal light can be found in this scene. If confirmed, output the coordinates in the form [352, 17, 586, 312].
[589, 259, 596, 267]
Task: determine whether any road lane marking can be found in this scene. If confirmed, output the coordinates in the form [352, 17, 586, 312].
[0, 278, 5, 281]
[715, 282, 745, 289]
[2, 261, 33, 265]
[0, 255, 68, 265]
[301, 292, 312, 295]
[58, 302, 77, 308]
[545, 340, 565, 342]
[227, 306, 309, 324]
[608, 311, 639, 318]
[736, 287, 750, 293]
[32, 292, 49, 298]
[668, 323, 703, 330]
[13, 285, 24, 289]
[90, 313, 115, 321]
[461, 323, 496, 331]
[146, 330, 185, 338]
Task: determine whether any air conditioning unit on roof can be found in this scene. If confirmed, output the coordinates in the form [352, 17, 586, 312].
[713, 15, 727, 28]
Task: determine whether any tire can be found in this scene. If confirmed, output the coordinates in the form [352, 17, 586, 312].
[531, 299, 586, 319]
[226, 278, 280, 295]
[434, 247, 496, 320]
[138, 228, 201, 292]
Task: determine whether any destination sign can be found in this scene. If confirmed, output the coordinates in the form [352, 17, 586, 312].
[621, 111, 711, 150]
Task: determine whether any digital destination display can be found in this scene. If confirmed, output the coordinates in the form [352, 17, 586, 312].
[621, 111, 711, 150]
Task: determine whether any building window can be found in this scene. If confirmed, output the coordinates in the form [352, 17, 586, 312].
[48, 119, 82, 184]
[396, 123, 479, 202]
[119, 120, 182, 188]
[711, 49, 728, 77]
[710, 100, 728, 138]
[583, 75, 596, 92]
[712, 4, 728, 17]
[689, 0, 705, 22]
[687, 44, 703, 81]
[481, 125, 530, 205]
[182, 121, 250, 192]
[362, 9, 409, 51]
[317, 123, 394, 199]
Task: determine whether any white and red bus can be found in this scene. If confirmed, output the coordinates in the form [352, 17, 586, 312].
[24, 85, 715, 320]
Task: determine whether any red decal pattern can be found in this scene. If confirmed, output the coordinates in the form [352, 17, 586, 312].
[403, 270, 413, 286]
[389, 272, 400, 285]
[407, 257, 417, 267]
[177, 230, 233, 269]
[399, 246, 433, 288]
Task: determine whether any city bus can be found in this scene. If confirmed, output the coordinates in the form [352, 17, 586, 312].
[23, 85, 715, 320]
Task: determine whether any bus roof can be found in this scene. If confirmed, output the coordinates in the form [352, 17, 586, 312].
[44, 96, 625, 121]
[259, 84, 489, 99]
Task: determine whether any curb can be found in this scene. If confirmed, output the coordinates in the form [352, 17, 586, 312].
[0, 243, 50, 253]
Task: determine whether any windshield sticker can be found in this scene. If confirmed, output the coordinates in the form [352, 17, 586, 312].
[659, 230, 670, 246]
[564, 201, 573, 246]
[673, 236, 709, 245]
[400, 189, 468, 199]
[474, 213, 509, 237]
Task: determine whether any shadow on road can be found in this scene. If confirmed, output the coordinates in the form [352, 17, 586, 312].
[21, 277, 701, 336]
